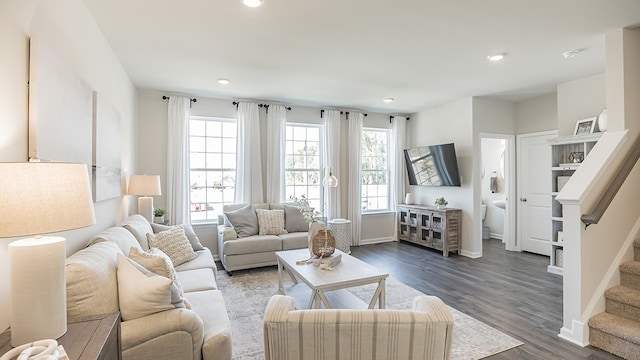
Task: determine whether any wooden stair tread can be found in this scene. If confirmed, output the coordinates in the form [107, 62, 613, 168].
[589, 312, 640, 345]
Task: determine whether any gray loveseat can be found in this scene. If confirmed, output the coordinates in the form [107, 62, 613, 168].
[217, 203, 309, 274]
[65, 214, 231, 360]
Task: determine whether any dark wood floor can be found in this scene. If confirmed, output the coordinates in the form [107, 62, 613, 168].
[349, 239, 621, 360]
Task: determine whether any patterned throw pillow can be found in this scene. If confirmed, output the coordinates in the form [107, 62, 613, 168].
[256, 209, 288, 235]
[128, 247, 191, 309]
[146, 225, 197, 267]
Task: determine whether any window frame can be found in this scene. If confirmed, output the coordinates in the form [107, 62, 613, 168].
[360, 127, 391, 213]
[188, 115, 237, 224]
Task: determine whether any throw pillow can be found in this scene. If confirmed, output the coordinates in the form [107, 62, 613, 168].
[151, 223, 205, 251]
[116, 254, 186, 321]
[146, 225, 198, 267]
[256, 209, 288, 235]
[224, 204, 259, 238]
[283, 203, 309, 233]
[128, 247, 191, 309]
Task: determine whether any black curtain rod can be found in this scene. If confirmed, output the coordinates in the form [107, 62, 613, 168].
[320, 109, 368, 118]
[162, 95, 197, 104]
[389, 115, 411, 123]
[232, 101, 292, 112]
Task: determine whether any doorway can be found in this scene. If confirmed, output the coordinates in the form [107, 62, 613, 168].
[478, 133, 516, 252]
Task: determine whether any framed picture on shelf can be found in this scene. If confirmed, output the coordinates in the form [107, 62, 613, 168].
[574, 117, 596, 135]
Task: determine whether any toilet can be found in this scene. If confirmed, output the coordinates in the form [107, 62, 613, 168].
[481, 204, 490, 240]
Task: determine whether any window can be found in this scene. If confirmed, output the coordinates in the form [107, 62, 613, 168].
[361, 128, 390, 212]
[284, 124, 322, 211]
[189, 116, 236, 222]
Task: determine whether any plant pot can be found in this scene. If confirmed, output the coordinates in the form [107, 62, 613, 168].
[437, 205, 446, 210]
[154, 215, 165, 224]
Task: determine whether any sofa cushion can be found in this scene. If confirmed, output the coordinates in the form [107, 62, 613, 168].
[224, 204, 259, 238]
[121, 214, 154, 250]
[66, 241, 122, 319]
[187, 290, 232, 360]
[147, 225, 198, 266]
[222, 203, 269, 227]
[279, 232, 309, 250]
[117, 254, 186, 321]
[151, 222, 205, 251]
[283, 203, 309, 233]
[88, 227, 142, 255]
[129, 247, 191, 309]
[222, 235, 281, 256]
[177, 268, 218, 292]
[256, 209, 288, 235]
[174, 248, 218, 274]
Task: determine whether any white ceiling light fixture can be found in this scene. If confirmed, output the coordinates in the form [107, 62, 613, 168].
[562, 49, 583, 59]
[217, 78, 231, 85]
[487, 53, 507, 62]
[383, 98, 394, 103]
[242, 0, 264, 7]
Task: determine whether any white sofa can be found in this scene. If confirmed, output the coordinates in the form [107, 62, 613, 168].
[217, 203, 309, 273]
[263, 295, 454, 360]
[65, 215, 231, 360]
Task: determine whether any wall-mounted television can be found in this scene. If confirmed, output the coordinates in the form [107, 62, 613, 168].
[404, 143, 462, 186]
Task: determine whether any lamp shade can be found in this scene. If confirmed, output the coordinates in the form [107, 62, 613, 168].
[0, 162, 96, 346]
[128, 174, 162, 196]
[0, 162, 96, 238]
[323, 167, 339, 188]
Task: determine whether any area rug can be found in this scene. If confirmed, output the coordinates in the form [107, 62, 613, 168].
[216, 267, 523, 360]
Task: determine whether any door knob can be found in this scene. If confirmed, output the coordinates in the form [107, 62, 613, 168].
[520, 198, 527, 202]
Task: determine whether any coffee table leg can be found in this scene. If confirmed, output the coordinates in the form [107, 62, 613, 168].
[277, 258, 284, 294]
[379, 277, 386, 309]
[368, 277, 387, 309]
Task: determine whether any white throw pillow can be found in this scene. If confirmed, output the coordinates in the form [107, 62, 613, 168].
[150, 223, 205, 251]
[146, 225, 198, 266]
[256, 209, 288, 235]
[128, 247, 191, 309]
[116, 254, 186, 321]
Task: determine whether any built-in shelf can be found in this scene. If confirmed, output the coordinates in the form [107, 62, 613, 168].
[547, 132, 601, 276]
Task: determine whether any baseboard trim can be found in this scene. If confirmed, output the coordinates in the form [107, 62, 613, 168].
[559, 320, 588, 347]
[360, 237, 394, 245]
[460, 250, 482, 258]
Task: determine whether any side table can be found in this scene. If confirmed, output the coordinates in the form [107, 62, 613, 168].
[328, 219, 351, 254]
[0, 312, 121, 360]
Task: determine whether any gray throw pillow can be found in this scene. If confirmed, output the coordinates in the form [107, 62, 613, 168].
[150, 223, 205, 251]
[283, 203, 309, 233]
[224, 204, 259, 238]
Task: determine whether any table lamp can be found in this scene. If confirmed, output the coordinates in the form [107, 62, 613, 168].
[0, 162, 96, 346]
[127, 174, 161, 222]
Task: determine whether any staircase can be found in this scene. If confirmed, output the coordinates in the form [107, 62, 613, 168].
[589, 239, 640, 360]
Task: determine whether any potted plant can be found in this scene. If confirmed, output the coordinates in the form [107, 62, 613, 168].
[153, 208, 166, 224]
[434, 197, 448, 209]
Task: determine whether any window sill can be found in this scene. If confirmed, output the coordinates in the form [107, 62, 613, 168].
[362, 210, 396, 216]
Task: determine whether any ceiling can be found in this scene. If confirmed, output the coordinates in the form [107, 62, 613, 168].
[83, 0, 640, 114]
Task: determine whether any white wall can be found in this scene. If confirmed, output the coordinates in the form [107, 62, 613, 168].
[515, 93, 557, 134]
[0, 0, 136, 332]
[557, 73, 606, 136]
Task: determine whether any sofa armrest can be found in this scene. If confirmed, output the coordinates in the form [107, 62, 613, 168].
[412, 295, 454, 323]
[217, 224, 238, 242]
[264, 295, 296, 323]
[120, 308, 204, 360]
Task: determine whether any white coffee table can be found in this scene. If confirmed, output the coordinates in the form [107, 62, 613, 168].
[276, 248, 388, 309]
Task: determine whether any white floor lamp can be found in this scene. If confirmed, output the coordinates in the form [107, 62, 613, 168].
[128, 174, 162, 222]
[0, 162, 96, 346]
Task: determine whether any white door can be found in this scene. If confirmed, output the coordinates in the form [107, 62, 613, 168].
[517, 131, 557, 256]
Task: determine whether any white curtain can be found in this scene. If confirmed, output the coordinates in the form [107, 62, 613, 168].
[266, 105, 286, 204]
[348, 112, 363, 246]
[234, 102, 264, 204]
[166, 96, 191, 225]
[323, 109, 341, 220]
[390, 116, 407, 212]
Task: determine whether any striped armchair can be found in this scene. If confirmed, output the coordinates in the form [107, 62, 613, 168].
[263, 295, 454, 360]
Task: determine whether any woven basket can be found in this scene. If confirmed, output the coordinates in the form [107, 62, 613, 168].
[312, 230, 335, 257]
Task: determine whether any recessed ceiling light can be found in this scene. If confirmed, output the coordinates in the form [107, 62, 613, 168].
[217, 78, 230, 85]
[562, 49, 583, 59]
[487, 53, 506, 62]
[383, 98, 394, 103]
[242, 0, 263, 7]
